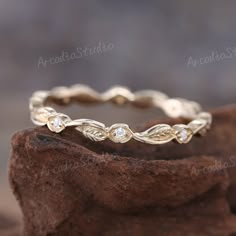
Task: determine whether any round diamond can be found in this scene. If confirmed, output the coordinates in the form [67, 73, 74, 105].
[115, 127, 126, 138]
[47, 115, 65, 133]
[54, 116, 63, 128]
[179, 129, 188, 142]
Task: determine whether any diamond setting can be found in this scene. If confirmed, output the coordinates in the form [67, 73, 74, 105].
[108, 124, 133, 143]
[47, 115, 65, 133]
[173, 125, 193, 144]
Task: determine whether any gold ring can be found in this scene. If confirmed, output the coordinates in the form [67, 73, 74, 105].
[29, 84, 212, 144]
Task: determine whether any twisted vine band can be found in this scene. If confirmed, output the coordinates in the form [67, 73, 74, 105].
[29, 84, 212, 144]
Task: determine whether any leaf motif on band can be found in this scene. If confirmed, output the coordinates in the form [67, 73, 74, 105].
[134, 124, 175, 144]
[77, 125, 107, 142]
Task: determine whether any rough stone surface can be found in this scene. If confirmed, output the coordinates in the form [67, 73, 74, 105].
[9, 105, 236, 236]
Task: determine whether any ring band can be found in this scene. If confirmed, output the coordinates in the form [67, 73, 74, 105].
[29, 85, 212, 144]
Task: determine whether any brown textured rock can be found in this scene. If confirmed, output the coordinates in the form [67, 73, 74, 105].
[9, 105, 236, 236]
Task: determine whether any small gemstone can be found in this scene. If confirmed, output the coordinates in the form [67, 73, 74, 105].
[179, 129, 188, 142]
[53, 116, 63, 128]
[47, 115, 65, 133]
[115, 127, 126, 138]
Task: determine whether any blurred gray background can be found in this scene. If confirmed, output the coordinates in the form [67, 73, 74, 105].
[0, 0, 236, 221]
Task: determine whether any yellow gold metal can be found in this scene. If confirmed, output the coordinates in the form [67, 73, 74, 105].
[29, 85, 212, 144]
